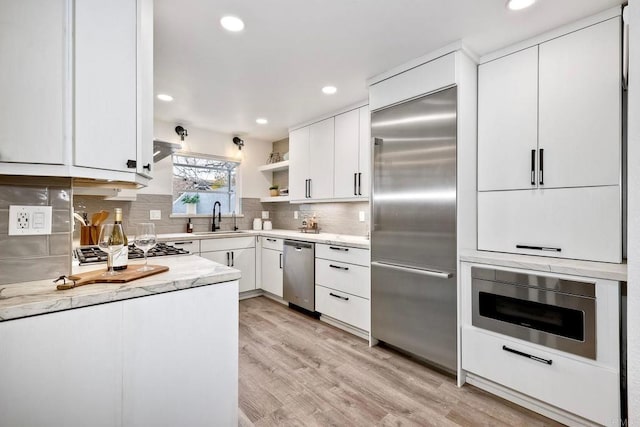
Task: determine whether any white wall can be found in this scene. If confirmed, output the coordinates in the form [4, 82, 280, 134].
[140, 119, 272, 199]
[628, 2, 639, 425]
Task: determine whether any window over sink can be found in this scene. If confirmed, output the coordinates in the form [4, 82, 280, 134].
[172, 153, 240, 215]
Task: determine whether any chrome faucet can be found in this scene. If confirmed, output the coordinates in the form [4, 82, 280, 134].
[212, 201, 221, 232]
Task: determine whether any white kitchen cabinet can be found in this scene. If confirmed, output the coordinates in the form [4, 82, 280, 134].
[122, 283, 238, 427]
[358, 105, 371, 197]
[309, 118, 335, 199]
[0, 0, 153, 184]
[0, 0, 66, 165]
[478, 18, 620, 191]
[0, 303, 123, 427]
[334, 106, 370, 199]
[538, 17, 621, 189]
[200, 237, 256, 293]
[289, 126, 310, 200]
[289, 118, 335, 201]
[477, 186, 622, 263]
[478, 46, 538, 192]
[315, 285, 370, 331]
[261, 247, 283, 297]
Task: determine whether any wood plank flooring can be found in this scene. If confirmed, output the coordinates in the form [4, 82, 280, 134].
[239, 296, 563, 427]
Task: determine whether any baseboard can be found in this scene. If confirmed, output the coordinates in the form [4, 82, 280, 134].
[239, 289, 264, 300]
[261, 292, 288, 306]
[319, 314, 369, 340]
[465, 373, 600, 427]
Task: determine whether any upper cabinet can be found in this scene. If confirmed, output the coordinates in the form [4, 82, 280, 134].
[0, 0, 66, 165]
[0, 0, 153, 184]
[478, 18, 621, 191]
[289, 118, 335, 201]
[334, 106, 370, 199]
[290, 104, 369, 203]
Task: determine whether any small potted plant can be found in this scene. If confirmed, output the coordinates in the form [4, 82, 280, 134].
[269, 185, 279, 197]
[182, 193, 200, 215]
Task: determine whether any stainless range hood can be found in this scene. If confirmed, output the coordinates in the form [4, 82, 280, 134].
[153, 139, 182, 162]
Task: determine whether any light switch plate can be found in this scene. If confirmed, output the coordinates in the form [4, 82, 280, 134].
[261, 211, 269, 219]
[359, 211, 366, 222]
[150, 210, 162, 220]
[294, 211, 299, 219]
[8, 205, 52, 235]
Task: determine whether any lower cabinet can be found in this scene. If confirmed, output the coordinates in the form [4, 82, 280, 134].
[0, 282, 239, 427]
[200, 237, 256, 293]
[261, 247, 283, 297]
[314, 244, 370, 332]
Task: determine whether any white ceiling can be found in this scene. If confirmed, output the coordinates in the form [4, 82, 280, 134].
[154, 0, 622, 142]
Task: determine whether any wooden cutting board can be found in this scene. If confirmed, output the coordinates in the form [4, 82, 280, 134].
[56, 265, 169, 290]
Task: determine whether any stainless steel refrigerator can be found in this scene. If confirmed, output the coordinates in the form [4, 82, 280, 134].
[371, 86, 457, 373]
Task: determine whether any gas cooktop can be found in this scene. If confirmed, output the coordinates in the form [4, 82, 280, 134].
[75, 243, 190, 265]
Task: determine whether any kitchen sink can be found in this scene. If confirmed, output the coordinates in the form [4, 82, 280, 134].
[193, 231, 249, 236]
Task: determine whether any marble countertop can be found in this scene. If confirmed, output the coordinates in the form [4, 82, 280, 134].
[0, 256, 240, 322]
[459, 249, 627, 281]
[158, 229, 370, 249]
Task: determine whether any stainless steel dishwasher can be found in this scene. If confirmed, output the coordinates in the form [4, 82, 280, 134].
[283, 240, 315, 311]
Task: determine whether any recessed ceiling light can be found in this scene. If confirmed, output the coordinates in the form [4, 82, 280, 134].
[221, 16, 244, 32]
[506, 0, 536, 10]
[157, 94, 173, 102]
[256, 118, 268, 125]
[322, 86, 337, 95]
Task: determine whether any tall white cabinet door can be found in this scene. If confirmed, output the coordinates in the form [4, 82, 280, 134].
[0, 0, 65, 164]
[261, 248, 283, 297]
[0, 304, 123, 427]
[478, 46, 538, 191]
[123, 283, 239, 427]
[539, 18, 621, 189]
[334, 109, 360, 198]
[358, 105, 371, 198]
[309, 117, 335, 199]
[289, 126, 310, 200]
[75, 0, 137, 172]
[136, 0, 154, 178]
[233, 247, 256, 292]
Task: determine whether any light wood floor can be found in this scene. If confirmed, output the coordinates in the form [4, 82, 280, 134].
[239, 296, 563, 427]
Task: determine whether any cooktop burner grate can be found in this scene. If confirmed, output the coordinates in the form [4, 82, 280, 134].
[75, 243, 190, 264]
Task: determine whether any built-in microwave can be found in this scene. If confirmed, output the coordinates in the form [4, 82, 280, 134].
[471, 267, 596, 360]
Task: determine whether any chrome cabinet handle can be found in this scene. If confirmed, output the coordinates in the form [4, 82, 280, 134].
[226, 252, 230, 266]
[329, 246, 348, 251]
[279, 253, 283, 269]
[329, 292, 349, 301]
[502, 345, 552, 365]
[358, 173, 362, 196]
[516, 244, 561, 252]
[231, 251, 235, 267]
[329, 264, 349, 271]
[173, 241, 193, 245]
[266, 238, 276, 242]
[354, 173, 358, 196]
[371, 261, 453, 279]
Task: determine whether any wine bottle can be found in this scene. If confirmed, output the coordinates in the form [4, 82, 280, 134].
[112, 208, 128, 270]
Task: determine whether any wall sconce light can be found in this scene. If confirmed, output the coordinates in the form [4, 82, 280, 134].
[233, 136, 245, 150]
[175, 125, 188, 141]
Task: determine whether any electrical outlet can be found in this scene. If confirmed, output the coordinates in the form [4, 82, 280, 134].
[261, 211, 269, 219]
[359, 211, 366, 222]
[294, 211, 299, 219]
[8, 205, 52, 235]
[150, 210, 162, 220]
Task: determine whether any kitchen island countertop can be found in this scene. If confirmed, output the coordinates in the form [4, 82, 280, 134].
[0, 256, 240, 322]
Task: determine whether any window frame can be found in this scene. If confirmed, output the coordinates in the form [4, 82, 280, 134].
[171, 152, 242, 217]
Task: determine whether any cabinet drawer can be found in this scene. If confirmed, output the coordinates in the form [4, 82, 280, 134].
[261, 236, 283, 251]
[316, 244, 369, 266]
[478, 186, 621, 263]
[164, 240, 200, 254]
[315, 258, 370, 299]
[315, 285, 369, 332]
[462, 327, 619, 426]
[200, 236, 255, 253]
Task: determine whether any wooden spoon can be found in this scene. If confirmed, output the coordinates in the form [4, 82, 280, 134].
[94, 210, 109, 226]
[90, 212, 102, 226]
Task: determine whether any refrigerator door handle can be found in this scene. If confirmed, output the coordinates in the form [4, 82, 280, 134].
[371, 261, 453, 279]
